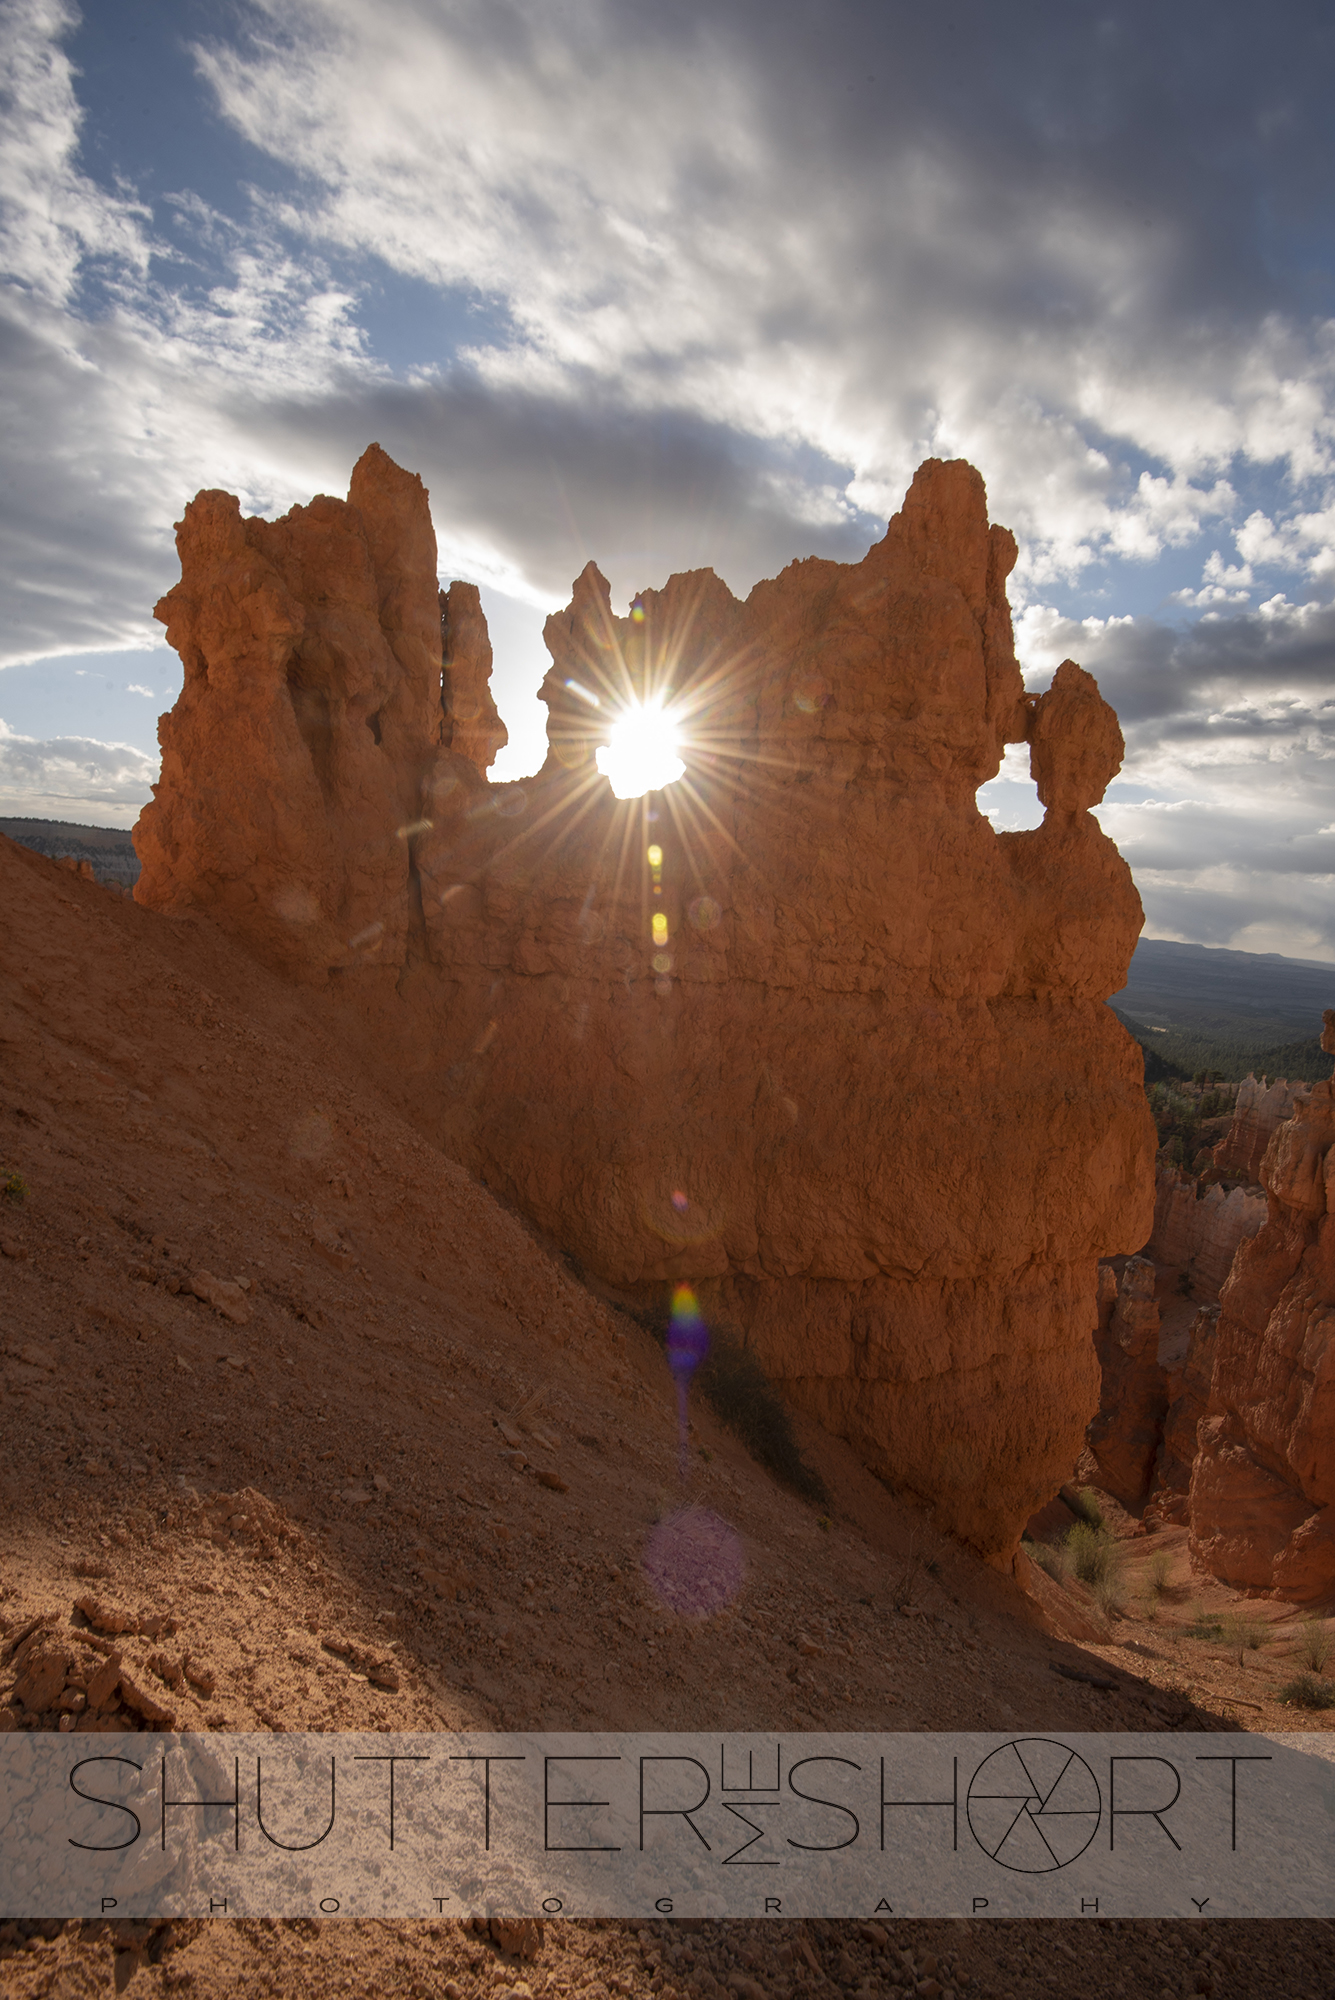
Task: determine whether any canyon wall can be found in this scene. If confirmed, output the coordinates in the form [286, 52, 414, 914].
[1189, 1015, 1335, 1600]
[1149, 1168, 1268, 1296]
[135, 445, 1156, 1561]
[1085, 1255, 1167, 1507]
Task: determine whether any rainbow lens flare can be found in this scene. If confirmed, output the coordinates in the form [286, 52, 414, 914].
[665, 1283, 709, 1383]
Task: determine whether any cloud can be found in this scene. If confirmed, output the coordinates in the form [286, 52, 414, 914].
[191, 0, 1335, 595]
[0, 715, 156, 824]
[0, 0, 152, 306]
[4, 0, 1335, 958]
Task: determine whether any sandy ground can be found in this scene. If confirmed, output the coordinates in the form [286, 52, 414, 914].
[2, 833, 1333, 1998]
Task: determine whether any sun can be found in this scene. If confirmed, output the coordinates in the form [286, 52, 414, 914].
[595, 698, 686, 800]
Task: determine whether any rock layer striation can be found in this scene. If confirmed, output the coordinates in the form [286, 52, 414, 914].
[135, 446, 1156, 1559]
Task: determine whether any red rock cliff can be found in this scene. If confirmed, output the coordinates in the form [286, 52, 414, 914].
[135, 447, 1156, 1560]
[1189, 1013, 1335, 1600]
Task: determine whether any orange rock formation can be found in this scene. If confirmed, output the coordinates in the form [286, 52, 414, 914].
[135, 446, 1156, 1560]
[1149, 1168, 1267, 1297]
[1085, 1256, 1167, 1507]
[1213, 1074, 1306, 1185]
[1189, 1013, 1335, 1598]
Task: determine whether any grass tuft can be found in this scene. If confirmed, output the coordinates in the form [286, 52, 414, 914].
[1219, 1610, 1267, 1667]
[1294, 1616, 1332, 1674]
[1066, 1520, 1122, 1589]
[1280, 1672, 1335, 1711]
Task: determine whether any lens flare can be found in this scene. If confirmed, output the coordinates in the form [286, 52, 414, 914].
[595, 700, 685, 800]
[642, 1507, 745, 1617]
[665, 1283, 709, 1383]
[651, 911, 669, 946]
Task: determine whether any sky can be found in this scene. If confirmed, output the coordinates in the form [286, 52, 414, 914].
[1, 0, 1333, 961]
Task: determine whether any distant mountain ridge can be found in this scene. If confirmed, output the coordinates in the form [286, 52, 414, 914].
[1111, 936, 1334, 1084]
[1, 817, 140, 889]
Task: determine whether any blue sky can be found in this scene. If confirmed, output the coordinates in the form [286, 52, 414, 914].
[2, 0, 1334, 961]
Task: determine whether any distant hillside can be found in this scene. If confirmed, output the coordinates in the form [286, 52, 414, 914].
[1110, 937, 1333, 1084]
[1112, 1009, 1329, 1086]
[0, 817, 140, 889]
[1113, 936, 1333, 1044]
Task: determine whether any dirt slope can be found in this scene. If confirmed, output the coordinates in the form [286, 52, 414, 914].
[1, 832, 1330, 1997]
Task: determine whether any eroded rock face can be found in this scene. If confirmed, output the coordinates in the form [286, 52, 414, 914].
[1213, 1075, 1306, 1185]
[1085, 1256, 1167, 1507]
[1149, 1167, 1268, 1297]
[135, 448, 1156, 1559]
[135, 445, 452, 976]
[1147, 1303, 1220, 1527]
[1189, 1013, 1335, 1599]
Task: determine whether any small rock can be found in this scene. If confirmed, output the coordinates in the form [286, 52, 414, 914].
[372, 1473, 391, 1493]
[858, 1923, 889, 1948]
[915, 1983, 942, 2000]
[118, 1670, 175, 1726]
[310, 1229, 353, 1272]
[341, 1488, 374, 1506]
[183, 1658, 215, 1697]
[74, 1594, 136, 1635]
[12, 1641, 74, 1712]
[188, 1270, 252, 1325]
[421, 1564, 474, 1602]
[535, 1469, 568, 1493]
[367, 1663, 401, 1692]
[796, 1636, 823, 1657]
[85, 1657, 124, 1710]
[489, 1916, 543, 1960]
[496, 1416, 524, 1448]
[0, 1238, 29, 1260]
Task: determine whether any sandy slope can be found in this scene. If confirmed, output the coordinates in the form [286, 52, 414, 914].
[1, 833, 1331, 1997]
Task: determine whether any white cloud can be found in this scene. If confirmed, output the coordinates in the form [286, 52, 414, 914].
[0, 715, 156, 823]
[188, 0, 1335, 598]
[0, 0, 152, 306]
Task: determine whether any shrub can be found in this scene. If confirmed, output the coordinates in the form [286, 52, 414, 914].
[1280, 1672, 1335, 1711]
[1068, 1486, 1105, 1530]
[1093, 1572, 1125, 1620]
[1219, 1610, 1267, 1667]
[1, 1169, 26, 1205]
[1295, 1616, 1332, 1674]
[1187, 1601, 1223, 1642]
[1066, 1521, 1121, 1589]
[1147, 1550, 1172, 1595]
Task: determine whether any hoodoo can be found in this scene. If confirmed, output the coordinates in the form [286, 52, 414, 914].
[136, 446, 1156, 1560]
